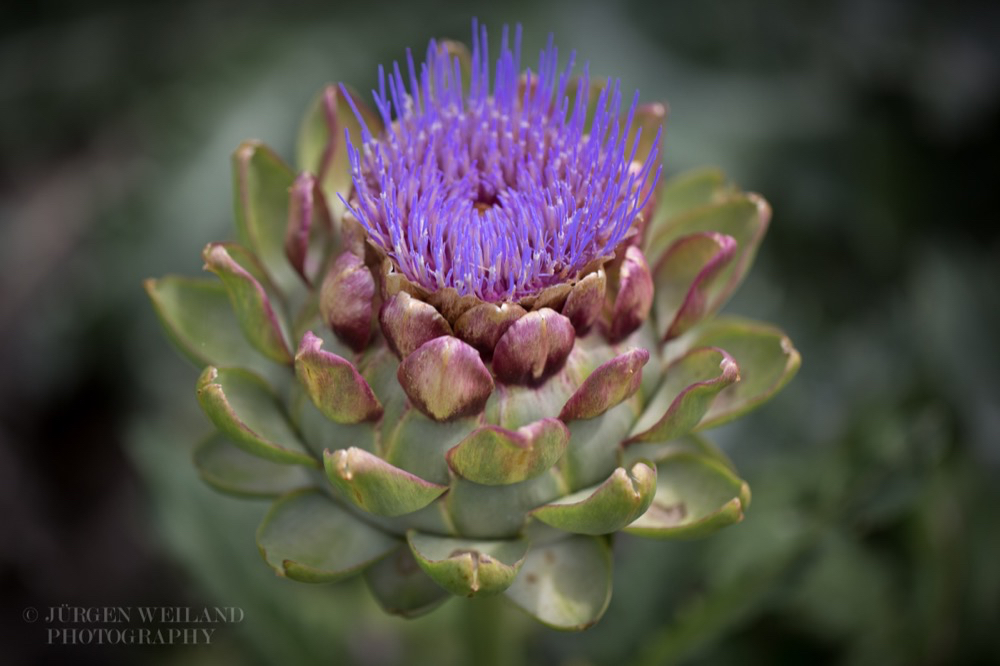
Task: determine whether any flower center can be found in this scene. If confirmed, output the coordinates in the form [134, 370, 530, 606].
[473, 200, 495, 215]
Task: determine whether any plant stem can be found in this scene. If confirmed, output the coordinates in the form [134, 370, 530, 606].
[462, 595, 526, 666]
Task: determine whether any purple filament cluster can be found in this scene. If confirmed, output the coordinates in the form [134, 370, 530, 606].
[342, 21, 662, 302]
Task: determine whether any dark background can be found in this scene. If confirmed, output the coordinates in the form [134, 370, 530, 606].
[2, 0, 998, 664]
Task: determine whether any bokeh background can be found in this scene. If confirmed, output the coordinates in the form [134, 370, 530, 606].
[2, 0, 998, 664]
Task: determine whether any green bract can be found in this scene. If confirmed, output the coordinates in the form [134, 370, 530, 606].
[145, 35, 799, 630]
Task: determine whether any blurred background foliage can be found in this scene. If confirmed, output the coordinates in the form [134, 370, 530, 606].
[1, 0, 998, 664]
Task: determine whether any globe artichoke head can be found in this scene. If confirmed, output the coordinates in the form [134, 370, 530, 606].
[146, 22, 800, 630]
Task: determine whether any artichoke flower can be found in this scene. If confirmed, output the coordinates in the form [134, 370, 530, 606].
[145, 22, 799, 630]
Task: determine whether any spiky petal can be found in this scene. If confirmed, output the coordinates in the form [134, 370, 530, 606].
[343, 21, 662, 302]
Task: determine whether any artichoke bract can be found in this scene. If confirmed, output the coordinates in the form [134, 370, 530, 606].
[146, 21, 800, 630]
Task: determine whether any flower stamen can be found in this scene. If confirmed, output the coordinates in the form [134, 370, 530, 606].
[341, 20, 662, 303]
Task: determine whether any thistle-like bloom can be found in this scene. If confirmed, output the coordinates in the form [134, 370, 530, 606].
[146, 22, 799, 630]
[345, 22, 660, 302]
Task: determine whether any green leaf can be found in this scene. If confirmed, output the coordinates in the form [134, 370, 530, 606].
[629, 347, 740, 442]
[646, 194, 769, 316]
[445, 418, 569, 486]
[482, 362, 577, 430]
[559, 348, 650, 421]
[691, 317, 801, 429]
[202, 242, 292, 364]
[531, 462, 657, 535]
[296, 84, 382, 218]
[193, 432, 315, 497]
[285, 172, 336, 286]
[652, 232, 737, 341]
[446, 471, 565, 539]
[323, 447, 447, 517]
[232, 141, 301, 296]
[649, 167, 728, 230]
[382, 409, 472, 487]
[257, 489, 399, 582]
[291, 304, 360, 369]
[144, 276, 270, 374]
[624, 433, 736, 472]
[406, 531, 528, 598]
[294, 331, 383, 424]
[481, 327, 619, 431]
[363, 545, 451, 618]
[287, 383, 377, 463]
[504, 535, 612, 631]
[562, 399, 640, 491]
[624, 453, 750, 539]
[196, 366, 317, 467]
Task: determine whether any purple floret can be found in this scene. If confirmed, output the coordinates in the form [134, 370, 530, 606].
[342, 20, 661, 302]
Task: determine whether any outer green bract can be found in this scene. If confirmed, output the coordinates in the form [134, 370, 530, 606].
[145, 25, 799, 630]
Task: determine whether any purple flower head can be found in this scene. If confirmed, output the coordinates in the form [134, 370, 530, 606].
[342, 20, 662, 302]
